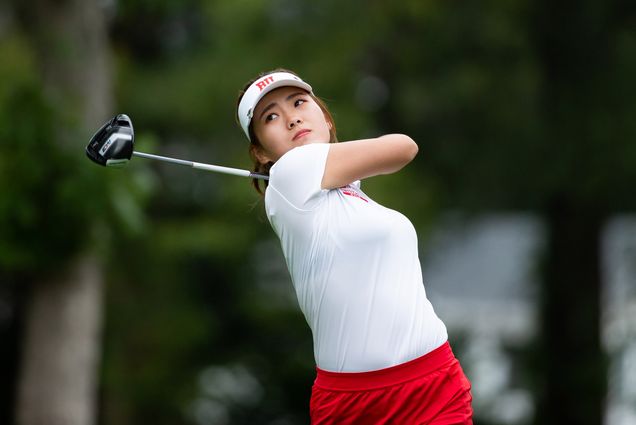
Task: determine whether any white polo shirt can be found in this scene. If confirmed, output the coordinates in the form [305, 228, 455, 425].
[265, 143, 447, 372]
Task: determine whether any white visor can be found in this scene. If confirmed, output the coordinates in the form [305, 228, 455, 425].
[237, 71, 313, 140]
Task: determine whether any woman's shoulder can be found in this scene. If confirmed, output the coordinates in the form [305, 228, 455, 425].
[273, 143, 329, 166]
[270, 143, 330, 179]
[267, 143, 331, 210]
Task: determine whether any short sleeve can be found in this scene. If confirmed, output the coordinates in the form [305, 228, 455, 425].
[267, 143, 330, 210]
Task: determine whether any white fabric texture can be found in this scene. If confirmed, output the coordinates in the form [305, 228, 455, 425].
[265, 143, 448, 372]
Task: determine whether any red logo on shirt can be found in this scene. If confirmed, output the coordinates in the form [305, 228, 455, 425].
[255, 76, 275, 91]
[340, 185, 368, 202]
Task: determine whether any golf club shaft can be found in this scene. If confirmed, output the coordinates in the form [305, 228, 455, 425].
[132, 151, 269, 180]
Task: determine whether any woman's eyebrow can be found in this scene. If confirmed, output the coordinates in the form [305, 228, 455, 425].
[258, 92, 306, 120]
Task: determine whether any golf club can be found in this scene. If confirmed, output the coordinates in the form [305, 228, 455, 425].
[85, 114, 269, 180]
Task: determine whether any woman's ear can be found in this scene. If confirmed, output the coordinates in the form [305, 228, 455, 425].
[251, 144, 273, 165]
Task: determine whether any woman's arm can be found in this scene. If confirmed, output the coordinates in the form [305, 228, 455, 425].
[321, 134, 418, 190]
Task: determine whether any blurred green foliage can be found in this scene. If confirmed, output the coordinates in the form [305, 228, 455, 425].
[0, 83, 153, 274]
[0, 75, 106, 273]
[0, 33, 153, 275]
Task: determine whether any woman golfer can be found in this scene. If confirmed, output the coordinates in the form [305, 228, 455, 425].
[237, 69, 473, 424]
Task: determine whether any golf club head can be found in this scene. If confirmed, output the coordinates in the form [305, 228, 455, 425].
[86, 114, 134, 167]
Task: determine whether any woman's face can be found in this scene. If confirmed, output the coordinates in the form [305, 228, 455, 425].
[252, 86, 332, 164]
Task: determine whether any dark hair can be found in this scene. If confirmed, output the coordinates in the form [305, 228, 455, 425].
[236, 68, 338, 195]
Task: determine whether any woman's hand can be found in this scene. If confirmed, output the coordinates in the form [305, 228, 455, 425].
[321, 134, 418, 190]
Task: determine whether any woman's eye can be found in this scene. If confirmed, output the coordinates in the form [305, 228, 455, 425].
[294, 99, 306, 107]
[265, 113, 278, 122]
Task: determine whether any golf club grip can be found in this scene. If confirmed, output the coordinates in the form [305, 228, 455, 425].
[132, 151, 269, 180]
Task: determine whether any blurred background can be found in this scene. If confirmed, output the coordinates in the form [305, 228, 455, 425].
[1, 0, 636, 424]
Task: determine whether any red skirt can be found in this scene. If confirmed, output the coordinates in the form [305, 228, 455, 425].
[310, 342, 473, 424]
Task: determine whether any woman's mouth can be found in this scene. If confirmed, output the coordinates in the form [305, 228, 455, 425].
[293, 129, 311, 141]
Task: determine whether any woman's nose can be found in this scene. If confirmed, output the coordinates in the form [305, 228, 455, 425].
[288, 118, 302, 129]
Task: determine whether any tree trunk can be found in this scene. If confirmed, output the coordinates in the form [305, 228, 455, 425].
[17, 255, 104, 425]
[15, 0, 113, 424]
[16, 0, 113, 126]
[536, 197, 607, 425]
[530, 0, 612, 421]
